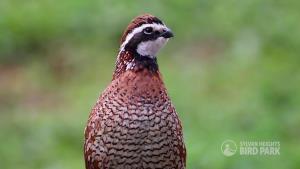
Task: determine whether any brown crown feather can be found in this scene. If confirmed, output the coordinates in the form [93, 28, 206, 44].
[120, 14, 163, 44]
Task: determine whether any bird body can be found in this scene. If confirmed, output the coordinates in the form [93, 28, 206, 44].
[84, 14, 186, 169]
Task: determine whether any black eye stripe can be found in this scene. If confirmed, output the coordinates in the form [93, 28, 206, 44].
[124, 25, 166, 51]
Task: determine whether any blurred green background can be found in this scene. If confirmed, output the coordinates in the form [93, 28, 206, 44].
[1, 0, 300, 169]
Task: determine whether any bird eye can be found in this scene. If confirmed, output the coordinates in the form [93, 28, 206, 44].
[144, 27, 153, 34]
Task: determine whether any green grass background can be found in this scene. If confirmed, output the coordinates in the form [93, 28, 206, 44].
[0, 0, 300, 168]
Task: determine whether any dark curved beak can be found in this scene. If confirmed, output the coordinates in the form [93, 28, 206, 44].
[161, 29, 174, 38]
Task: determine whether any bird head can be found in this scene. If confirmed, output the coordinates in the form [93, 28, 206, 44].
[119, 14, 173, 59]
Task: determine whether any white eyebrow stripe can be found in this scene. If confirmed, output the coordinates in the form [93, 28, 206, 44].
[119, 23, 167, 52]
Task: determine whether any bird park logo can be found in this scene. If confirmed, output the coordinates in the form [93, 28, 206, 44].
[221, 140, 280, 157]
[221, 140, 237, 156]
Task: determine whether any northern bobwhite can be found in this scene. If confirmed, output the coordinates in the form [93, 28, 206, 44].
[84, 14, 186, 169]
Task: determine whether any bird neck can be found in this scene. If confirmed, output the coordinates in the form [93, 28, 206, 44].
[113, 50, 159, 80]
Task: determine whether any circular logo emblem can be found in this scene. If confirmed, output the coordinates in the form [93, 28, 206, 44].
[221, 140, 237, 157]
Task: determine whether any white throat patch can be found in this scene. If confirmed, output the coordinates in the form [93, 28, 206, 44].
[136, 37, 168, 58]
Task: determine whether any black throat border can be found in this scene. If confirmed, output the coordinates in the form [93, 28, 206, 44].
[113, 51, 159, 80]
[134, 53, 159, 72]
